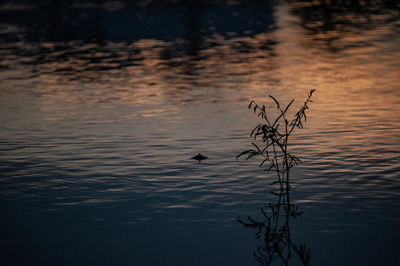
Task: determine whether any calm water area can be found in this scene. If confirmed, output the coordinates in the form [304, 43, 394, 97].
[1, 1, 400, 265]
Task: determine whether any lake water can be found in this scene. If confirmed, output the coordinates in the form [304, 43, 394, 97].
[1, 1, 400, 265]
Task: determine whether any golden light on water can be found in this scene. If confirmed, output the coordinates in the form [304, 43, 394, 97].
[1, 1, 399, 162]
[1, 1, 400, 266]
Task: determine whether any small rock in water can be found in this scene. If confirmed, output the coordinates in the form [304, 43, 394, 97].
[191, 153, 208, 162]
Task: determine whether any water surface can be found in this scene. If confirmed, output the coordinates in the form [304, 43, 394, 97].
[1, 1, 399, 265]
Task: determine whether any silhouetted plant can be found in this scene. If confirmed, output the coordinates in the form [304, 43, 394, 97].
[237, 89, 315, 192]
[237, 90, 315, 266]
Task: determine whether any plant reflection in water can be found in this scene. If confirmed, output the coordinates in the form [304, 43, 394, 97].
[238, 90, 315, 265]
[238, 182, 310, 266]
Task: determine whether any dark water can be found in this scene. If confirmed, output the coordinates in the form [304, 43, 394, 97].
[1, 1, 400, 265]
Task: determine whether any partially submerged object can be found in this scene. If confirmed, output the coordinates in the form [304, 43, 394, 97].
[191, 153, 208, 162]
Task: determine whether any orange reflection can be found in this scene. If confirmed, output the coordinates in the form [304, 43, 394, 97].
[1, 1, 398, 151]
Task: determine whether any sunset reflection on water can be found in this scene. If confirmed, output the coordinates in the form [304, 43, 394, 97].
[0, 1, 399, 265]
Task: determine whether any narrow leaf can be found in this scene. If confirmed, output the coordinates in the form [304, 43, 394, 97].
[269, 95, 280, 109]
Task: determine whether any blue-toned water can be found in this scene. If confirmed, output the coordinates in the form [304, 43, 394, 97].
[1, 1, 400, 265]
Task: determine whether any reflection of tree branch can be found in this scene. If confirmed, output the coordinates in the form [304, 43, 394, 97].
[288, 0, 400, 34]
[238, 187, 310, 266]
[284, 0, 400, 53]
